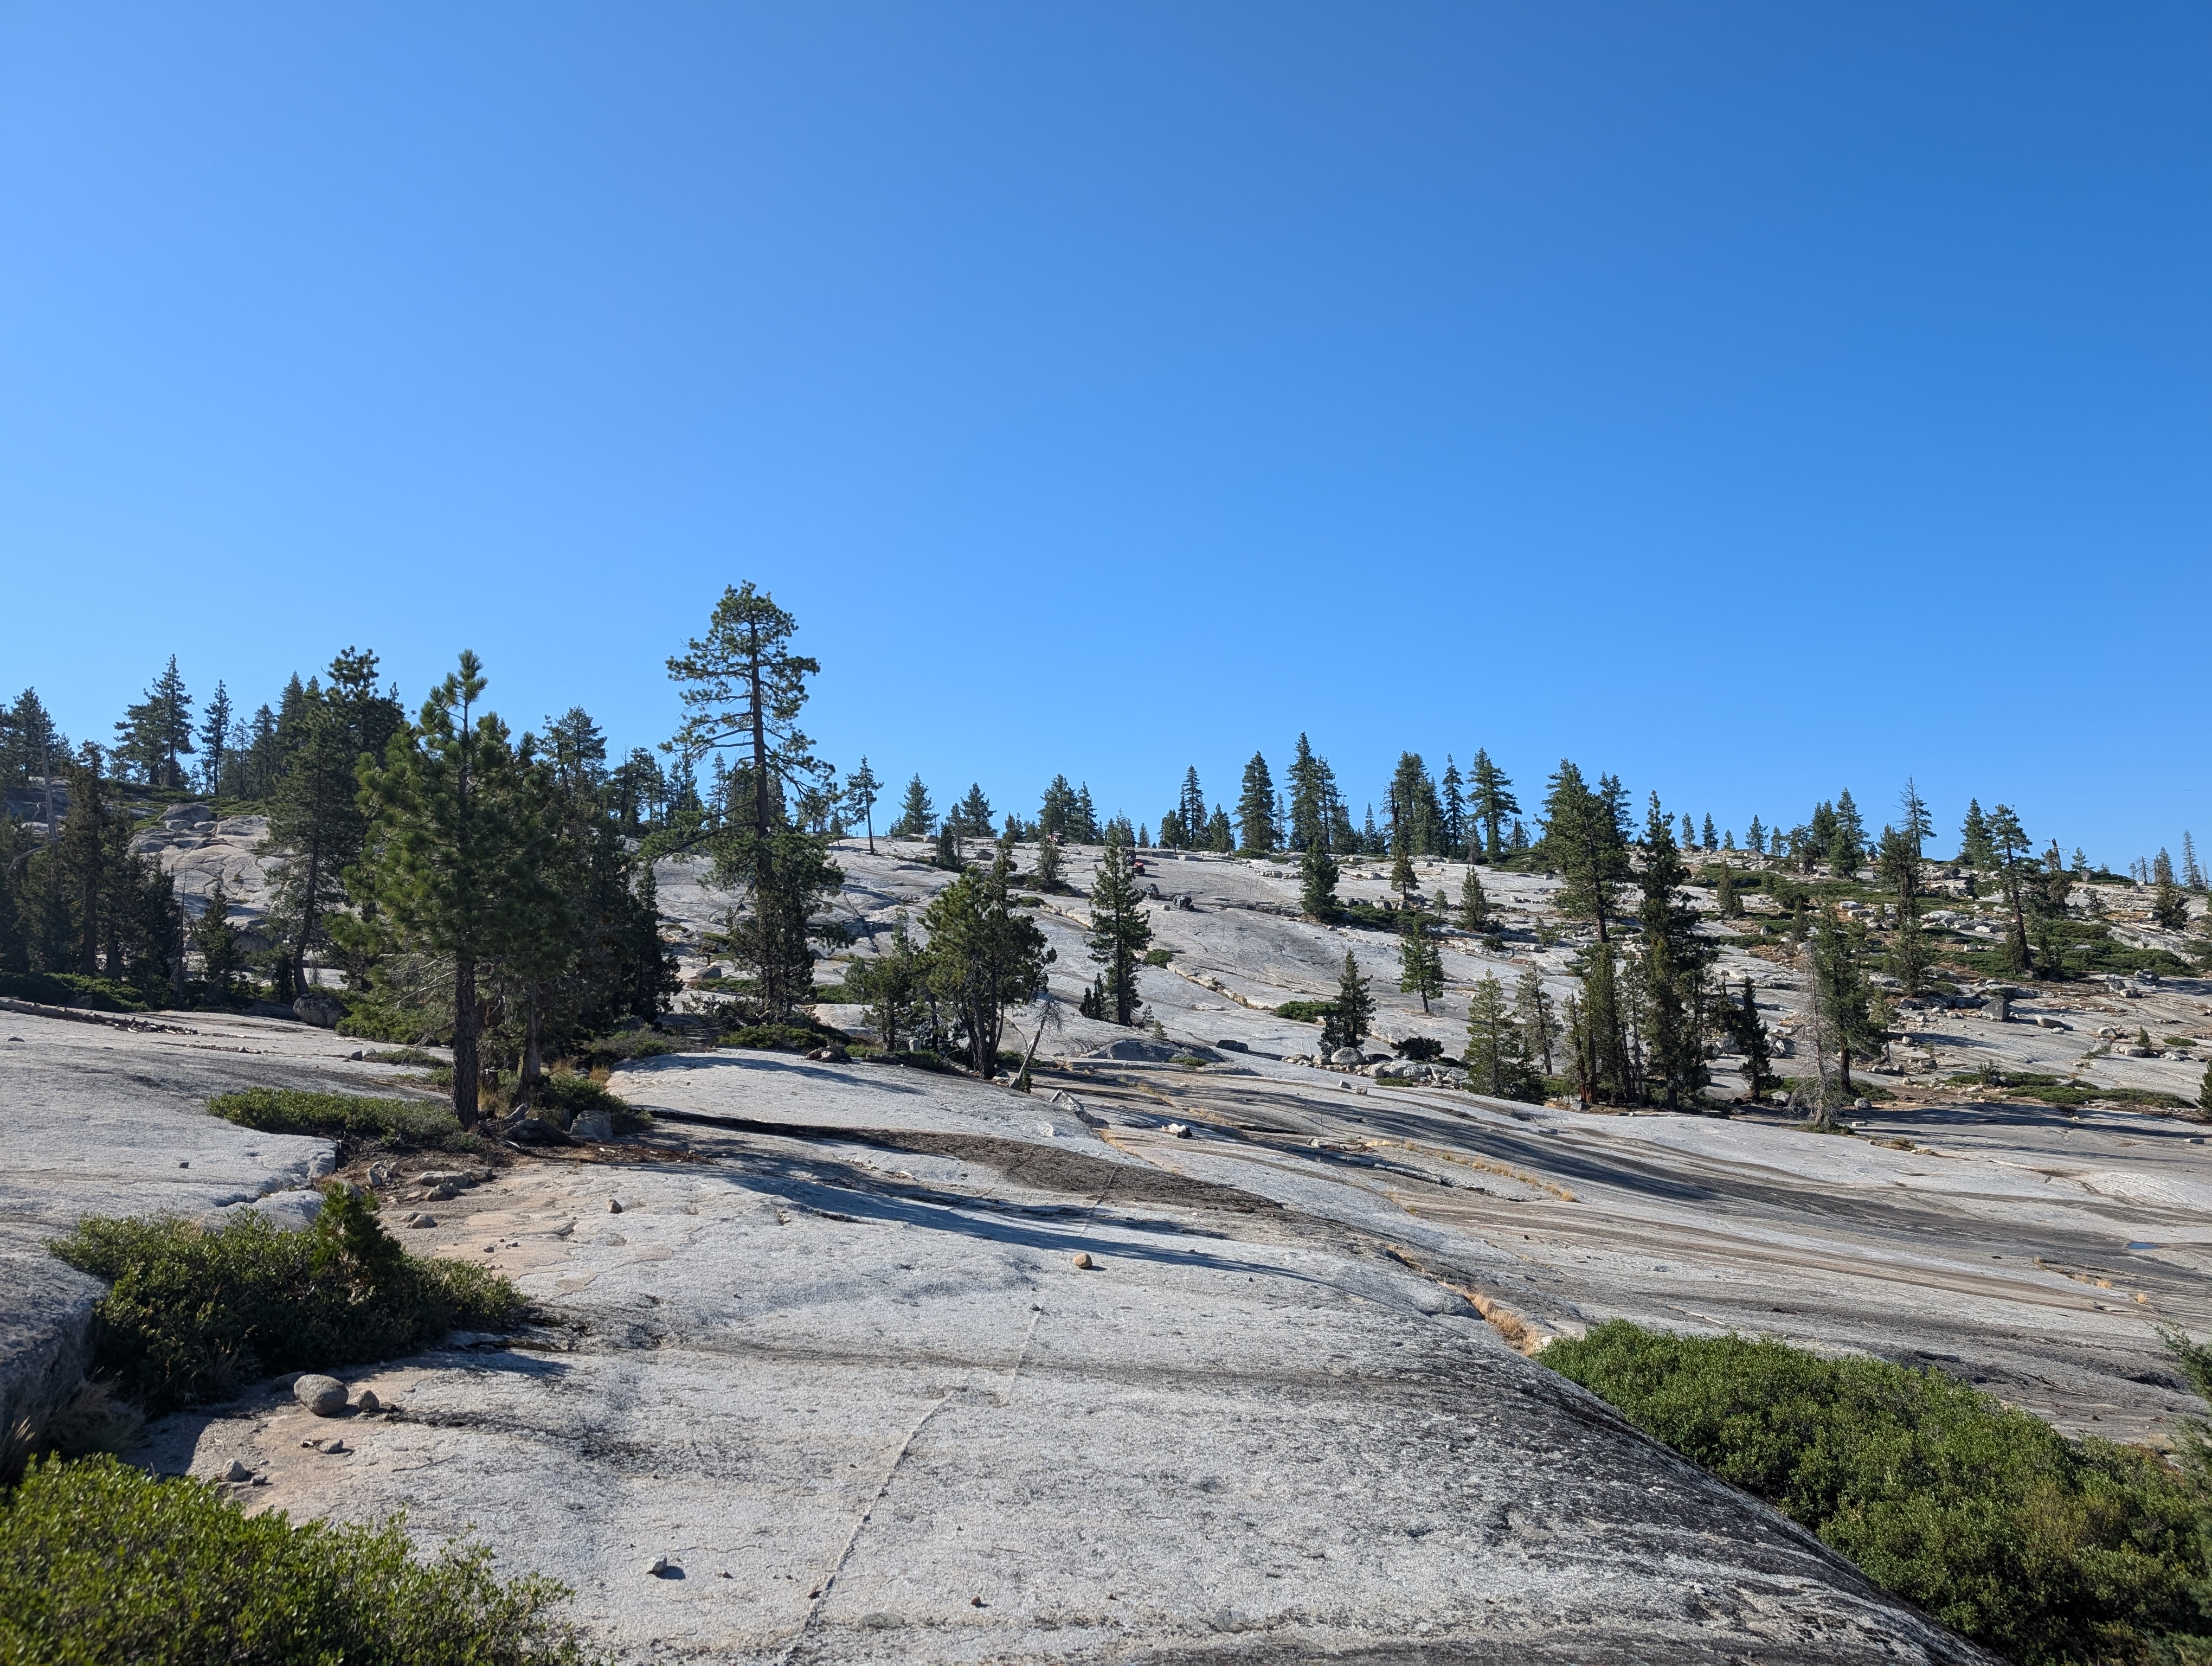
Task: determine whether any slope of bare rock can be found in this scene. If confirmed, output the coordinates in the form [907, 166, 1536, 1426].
[0, 1009, 424, 1441]
[152, 1053, 1992, 1664]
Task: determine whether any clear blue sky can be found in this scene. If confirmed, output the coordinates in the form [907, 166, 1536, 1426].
[2, 5, 2205, 864]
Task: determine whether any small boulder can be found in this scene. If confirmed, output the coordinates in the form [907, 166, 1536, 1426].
[403, 1212, 435, 1228]
[1072, 1252, 1096, 1270]
[1164, 1122, 1192, 1138]
[293, 1374, 348, 1417]
[608, 1198, 624, 1214]
[293, 992, 344, 1029]
[647, 1555, 672, 1577]
[1329, 1047, 1364, 1066]
[356, 1389, 382, 1414]
[223, 1459, 253, 1483]
[570, 1108, 614, 1142]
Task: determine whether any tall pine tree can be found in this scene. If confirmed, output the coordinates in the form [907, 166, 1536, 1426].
[353, 653, 545, 1127]
[1086, 832, 1152, 1027]
[1236, 752, 1277, 853]
[1636, 795, 1712, 1111]
[1468, 750, 1518, 861]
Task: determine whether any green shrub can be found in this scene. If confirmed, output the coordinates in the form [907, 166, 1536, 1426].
[1546, 1321, 2210, 1665]
[1941, 1070, 2195, 1113]
[52, 1190, 524, 1414]
[0, 970, 147, 1012]
[1143, 948, 1173, 967]
[578, 1029, 690, 1066]
[1275, 999, 1336, 1023]
[363, 1047, 446, 1067]
[723, 1019, 848, 1052]
[209, 1087, 462, 1146]
[336, 1000, 448, 1043]
[0, 1454, 593, 1665]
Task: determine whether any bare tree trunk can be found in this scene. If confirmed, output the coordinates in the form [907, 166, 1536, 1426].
[520, 985, 543, 1106]
[453, 957, 480, 1127]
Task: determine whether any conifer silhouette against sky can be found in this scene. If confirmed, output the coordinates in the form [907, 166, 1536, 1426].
[3, 7, 2204, 860]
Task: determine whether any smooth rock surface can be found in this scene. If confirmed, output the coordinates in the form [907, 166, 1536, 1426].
[0, 1008, 428, 1444]
[156, 1052, 1996, 1663]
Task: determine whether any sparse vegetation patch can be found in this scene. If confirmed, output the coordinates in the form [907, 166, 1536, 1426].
[0, 1454, 593, 1666]
[1546, 1320, 2212, 1666]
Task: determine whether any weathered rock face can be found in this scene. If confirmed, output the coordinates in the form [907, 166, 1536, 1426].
[293, 992, 344, 1028]
[152, 1054, 1995, 1664]
[0, 1010, 425, 1451]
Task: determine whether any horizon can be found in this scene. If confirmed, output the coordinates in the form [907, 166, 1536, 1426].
[3, 7, 2206, 866]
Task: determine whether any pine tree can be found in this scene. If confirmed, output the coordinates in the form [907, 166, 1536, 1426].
[1961, 800, 1995, 870]
[2152, 849, 2191, 932]
[1300, 841, 1338, 919]
[354, 653, 548, 1127]
[1204, 805, 1234, 853]
[1679, 812, 1695, 849]
[922, 850, 1051, 1077]
[1722, 975, 1776, 1100]
[1458, 866, 1491, 932]
[1570, 941, 1634, 1105]
[1513, 965, 1558, 1079]
[1468, 750, 1518, 861]
[1086, 834, 1151, 1026]
[1810, 905, 1886, 1105]
[1439, 758, 1467, 859]
[891, 775, 935, 838]
[1699, 813, 1713, 850]
[843, 911, 924, 1052]
[1541, 760, 1629, 941]
[844, 758, 882, 853]
[1074, 785, 1099, 844]
[1877, 823, 1931, 996]
[1397, 908, 1443, 1014]
[114, 657, 195, 788]
[1031, 834, 1063, 889]
[943, 783, 991, 837]
[263, 648, 405, 1001]
[662, 585, 845, 1021]
[1636, 796, 1711, 1111]
[1390, 845, 1417, 903]
[1986, 804, 2035, 973]
[1, 689, 62, 791]
[1038, 775, 1077, 842]
[1746, 815, 1765, 858]
[1386, 753, 1443, 856]
[1327, 950, 1373, 1053]
[192, 879, 242, 992]
[1175, 768, 1206, 850]
[1464, 973, 1534, 1099]
[1287, 735, 1328, 854]
[197, 682, 233, 800]
[1829, 789, 1867, 874]
[1236, 753, 1277, 853]
[1714, 864, 1743, 919]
